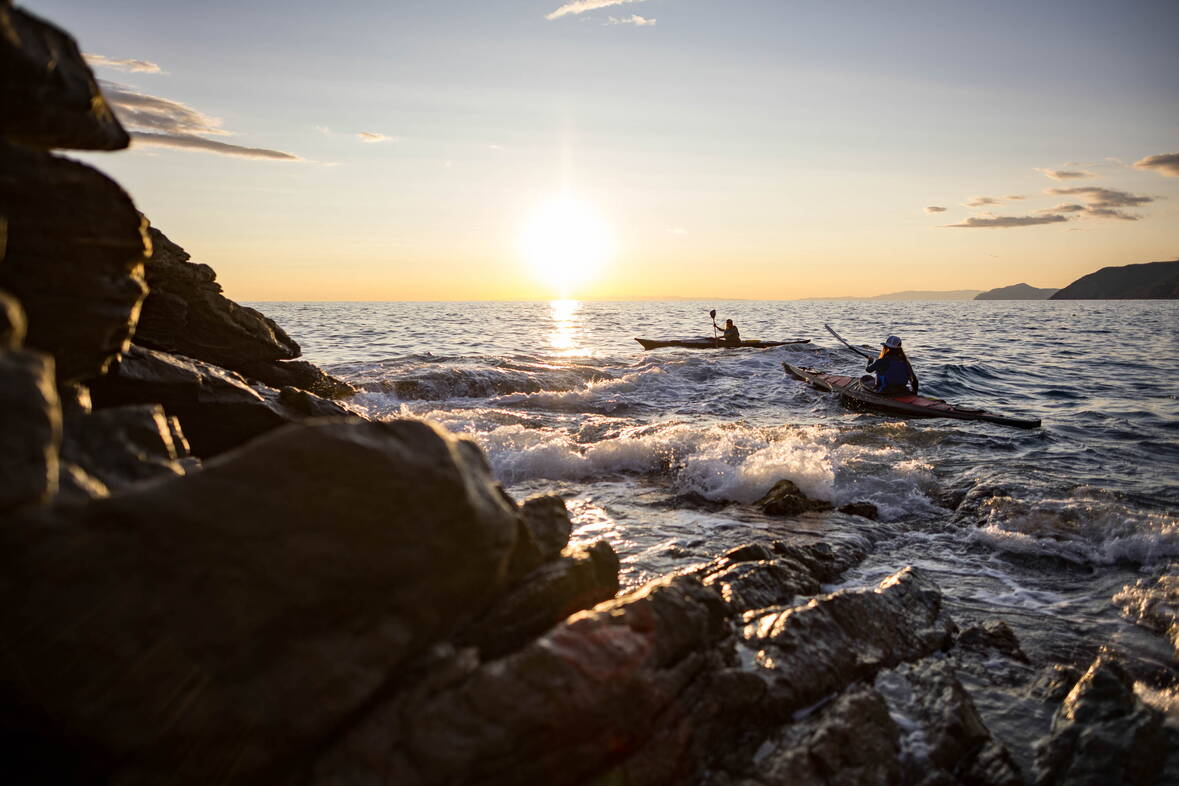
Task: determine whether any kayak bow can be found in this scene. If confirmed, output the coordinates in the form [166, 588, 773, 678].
[784, 363, 1040, 429]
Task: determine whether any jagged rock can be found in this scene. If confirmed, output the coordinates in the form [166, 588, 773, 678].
[711, 683, 905, 786]
[0, 288, 25, 349]
[754, 478, 833, 516]
[505, 494, 574, 580]
[0, 419, 521, 785]
[699, 540, 866, 614]
[876, 660, 1024, 786]
[743, 567, 956, 717]
[0, 141, 147, 383]
[458, 539, 620, 659]
[0, 348, 60, 511]
[959, 619, 1031, 663]
[1033, 650, 1170, 786]
[313, 574, 753, 786]
[60, 402, 188, 493]
[0, 3, 129, 150]
[88, 344, 351, 457]
[133, 225, 355, 397]
[1026, 664, 1082, 705]
[838, 501, 879, 520]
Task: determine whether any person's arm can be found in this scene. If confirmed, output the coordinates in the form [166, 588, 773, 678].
[865, 357, 880, 372]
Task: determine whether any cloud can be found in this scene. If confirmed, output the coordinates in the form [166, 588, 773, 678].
[130, 133, 299, 160]
[1035, 168, 1095, 180]
[1035, 203, 1086, 215]
[357, 132, 395, 143]
[1045, 186, 1154, 208]
[100, 80, 299, 160]
[945, 214, 1069, 229]
[608, 14, 656, 25]
[1004, 194, 1025, 200]
[84, 53, 163, 74]
[547, 0, 649, 20]
[924, 206, 947, 214]
[962, 196, 1000, 208]
[1134, 153, 1179, 177]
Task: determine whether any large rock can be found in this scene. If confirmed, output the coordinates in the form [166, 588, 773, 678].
[1033, 651, 1172, 786]
[0, 288, 25, 348]
[313, 574, 753, 786]
[0, 347, 60, 511]
[0, 2, 129, 150]
[1049, 259, 1179, 300]
[0, 419, 521, 784]
[88, 344, 351, 457]
[698, 540, 866, 613]
[0, 141, 148, 383]
[59, 401, 189, 495]
[743, 566, 956, 716]
[754, 478, 833, 516]
[133, 225, 355, 397]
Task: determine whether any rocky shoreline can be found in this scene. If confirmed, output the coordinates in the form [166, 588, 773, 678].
[2, 4, 1176, 784]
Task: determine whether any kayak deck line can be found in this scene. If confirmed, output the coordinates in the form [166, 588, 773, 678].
[783, 363, 1041, 429]
[636, 338, 811, 350]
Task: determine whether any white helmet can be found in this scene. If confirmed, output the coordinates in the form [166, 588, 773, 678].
[883, 335, 903, 349]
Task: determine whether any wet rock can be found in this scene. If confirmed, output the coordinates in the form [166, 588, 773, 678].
[134, 225, 355, 397]
[1033, 650, 1169, 786]
[88, 344, 351, 457]
[313, 574, 746, 786]
[0, 3, 129, 150]
[0, 141, 147, 383]
[505, 494, 574, 580]
[1026, 664, 1082, 705]
[0, 348, 60, 511]
[60, 403, 188, 493]
[743, 566, 956, 717]
[0, 419, 520, 785]
[838, 501, 880, 520]
[0, 288, 25, 349]
[697, 540, 868, 614]
[959, 619, 1031, 664]
[1113, 571, 1179, 658]
[459, 539, 621, 659]
[754, 478, 833, 516]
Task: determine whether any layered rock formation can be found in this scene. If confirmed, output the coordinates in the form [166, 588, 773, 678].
[975, 283, 1059, 300]
[1050, 259, 1179, 299]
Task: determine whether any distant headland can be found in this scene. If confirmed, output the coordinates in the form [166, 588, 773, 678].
[974, 283, 1058, 300]
[1050, 260, 1179, 300]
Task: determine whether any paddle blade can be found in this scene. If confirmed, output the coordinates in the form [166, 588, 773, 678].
[709, 309, 716, 319]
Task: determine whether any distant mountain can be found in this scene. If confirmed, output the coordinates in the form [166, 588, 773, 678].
[974, 283, 1059, 300]
[1050, 260, 1179, 300]
[797, 289, 981, 301]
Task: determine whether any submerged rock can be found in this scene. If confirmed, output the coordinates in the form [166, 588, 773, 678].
[755, 478, 834, 516]
[0, 419, 521, 784]
[0, 2, 129, 150]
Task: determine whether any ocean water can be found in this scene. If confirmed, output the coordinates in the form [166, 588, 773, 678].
[261, 300, 1179, 692]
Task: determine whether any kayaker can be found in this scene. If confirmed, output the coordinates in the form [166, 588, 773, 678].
[865, 335, 919, 395]
[713, 318, 741, 347]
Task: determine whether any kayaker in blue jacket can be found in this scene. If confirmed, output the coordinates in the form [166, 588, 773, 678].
[712, 318, 741, 347]
[865, 335, 919, 395]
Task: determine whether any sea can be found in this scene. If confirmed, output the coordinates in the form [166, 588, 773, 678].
[261, 299, 1178, 752]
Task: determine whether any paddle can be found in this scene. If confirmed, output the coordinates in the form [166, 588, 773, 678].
[710, 308, 718, 346]
[824, 323, 875, 361]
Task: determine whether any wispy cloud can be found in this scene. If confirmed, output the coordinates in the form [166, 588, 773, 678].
[1043, 186, 1155, 221]
[84, 53, 163, 74]
[101, 80, 299, 160]
[945, 214, 1069, 229]
[1035, 203, 1086, 215]
[1035, 168, 1095, 180]
[547, 0, 649, 21]
[1004, 194, 1025, 200]
[609, 14, 656, 26]
[1134, 152, 1179, 177]
[357, 132, 395, 143]
[962, 196, 1000, 208]
[924, 206, 947, 214]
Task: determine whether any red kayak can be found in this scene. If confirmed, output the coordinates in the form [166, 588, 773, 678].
[784, 363, 1040, 429]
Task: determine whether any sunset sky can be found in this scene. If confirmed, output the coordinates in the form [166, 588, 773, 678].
[42, 0, 1179, 300]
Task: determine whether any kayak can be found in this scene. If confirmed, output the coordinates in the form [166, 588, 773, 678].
[783, 363, 1041, 429]
[636, 337, 810, 350]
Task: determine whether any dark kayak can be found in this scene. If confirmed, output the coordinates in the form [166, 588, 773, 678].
[784, 363, 1041, 429]
[636, 337, 810, 350]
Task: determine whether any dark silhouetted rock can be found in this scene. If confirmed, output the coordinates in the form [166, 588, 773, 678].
[1027, 664, 1082, 705]
[1050, 259, 1179, 300]
[0, 289, 25, 349]
[133, 225, 356, 397]
[0, 348, 60, 511]
[959, 619, 1030, 663]
[754, 478, 833, 516]
[744, 567, 956, 716]
[975, 283, 1059, 300]
[505, 494, 574, 580]
[313, 574, 749, 786]
[0, 419, 521, 785]
[0, 141, 147, 383]
[1033, 651, 1170, 786]
[0, 3, 129, 150]
[459, 539, 620, 659]
[60, 402, 188, 494]
[88, 344, 351, 457]
[838, 500, 880, 519]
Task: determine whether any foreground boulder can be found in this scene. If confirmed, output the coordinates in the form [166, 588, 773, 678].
[0, 419, 521, 784]
[0, 347, 60, 511]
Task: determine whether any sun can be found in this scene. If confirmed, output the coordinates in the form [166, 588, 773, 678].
[519, 193, 612, 297]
